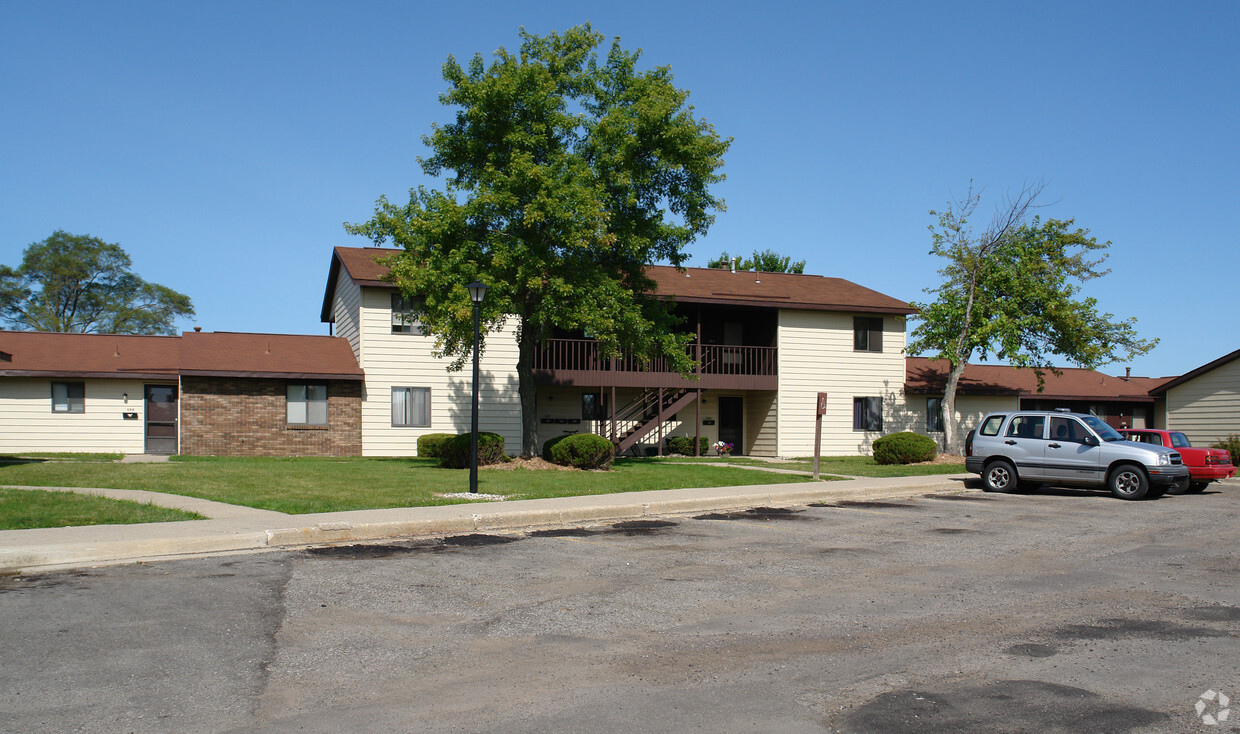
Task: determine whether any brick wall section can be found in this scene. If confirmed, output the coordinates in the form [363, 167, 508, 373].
[180, 376, 362, 456]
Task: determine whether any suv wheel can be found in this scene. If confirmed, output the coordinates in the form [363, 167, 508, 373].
[983, 459, 1018, 493]
[1108, 464, 1149, 500]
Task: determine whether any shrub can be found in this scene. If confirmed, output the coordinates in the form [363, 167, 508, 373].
[548, 433, 615, 470]
[872, 432, 938, 465]
[541, 434, 570, 461]
[665, 436, 710, 456]
[416, 433, 455, 459]
[438, 432, 506, 469]
[1211, 433, 1240, 467]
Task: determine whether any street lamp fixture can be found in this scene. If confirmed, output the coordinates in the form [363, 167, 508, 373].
[467, 281, 488, 493]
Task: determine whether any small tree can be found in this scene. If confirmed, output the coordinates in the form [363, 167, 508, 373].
[0, 230, 194, 335]
[346, 25, 730, 456]
[706, 248, 805, 273]
[906, 183, 1156, 449]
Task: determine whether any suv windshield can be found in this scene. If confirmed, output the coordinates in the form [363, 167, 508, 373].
[1081, 414, 1123, 442]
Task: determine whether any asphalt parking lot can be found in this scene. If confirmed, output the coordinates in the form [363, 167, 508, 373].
[2, 483, 1238, 733]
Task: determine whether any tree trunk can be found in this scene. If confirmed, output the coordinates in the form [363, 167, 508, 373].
[516, 318, 539, 457]
[942, 358, 968, 452]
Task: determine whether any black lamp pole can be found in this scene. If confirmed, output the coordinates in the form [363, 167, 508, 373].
[467, 281, 488, 494]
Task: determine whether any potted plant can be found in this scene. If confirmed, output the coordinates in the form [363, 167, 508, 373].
[712, 440, 734, 458]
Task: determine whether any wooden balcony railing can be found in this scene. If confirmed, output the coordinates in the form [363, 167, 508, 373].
[533, 338, 777, 389]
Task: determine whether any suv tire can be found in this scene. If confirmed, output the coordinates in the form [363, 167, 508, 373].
[1108, 463, 1149, 500]
[1166, 475, 1191, 495]
[983, 459, 1018, 493]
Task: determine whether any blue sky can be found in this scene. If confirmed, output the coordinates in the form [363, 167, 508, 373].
[2, 1, 1236, 378]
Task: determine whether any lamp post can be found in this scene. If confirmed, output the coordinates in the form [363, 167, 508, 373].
[466, 280, 488, 494]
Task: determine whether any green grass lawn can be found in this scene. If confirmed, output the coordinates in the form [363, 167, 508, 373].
[0, 487, 204, 530]
[0, 452, 124, 462]
[0, 456, 815, 516]
[657, 455, 967, 478]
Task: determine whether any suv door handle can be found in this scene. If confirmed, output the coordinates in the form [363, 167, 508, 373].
[1004, 440, 1017, 445]
[1048, 443, 1061, 449]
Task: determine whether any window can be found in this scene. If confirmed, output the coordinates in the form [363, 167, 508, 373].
[853, 317, 883, 352]
[979, 415, 1005, 436]
[287, 384, 327, 425]
[391, 387, 431, 427]
[582, 392, 606, 420]
[1005, 415, 1045, 439]
[926, 397, 944, 432]
[1049, 416, 1089, 444]
[853, 397, 882, 431]
[51, 381, 85, 413]
[391, 293, 422, 334]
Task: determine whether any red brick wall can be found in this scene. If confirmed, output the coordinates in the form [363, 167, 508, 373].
[180, 376, 362, 457]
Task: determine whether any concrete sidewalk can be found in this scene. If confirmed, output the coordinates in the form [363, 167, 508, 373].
[0, 475, 975, 574]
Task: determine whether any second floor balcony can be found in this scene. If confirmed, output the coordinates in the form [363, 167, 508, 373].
[532, 337, 777, 390]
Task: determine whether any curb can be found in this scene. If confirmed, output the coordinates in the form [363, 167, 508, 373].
[0, 476, 974, 574]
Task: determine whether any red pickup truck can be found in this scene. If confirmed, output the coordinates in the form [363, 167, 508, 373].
[1118, 429, 1236, 494]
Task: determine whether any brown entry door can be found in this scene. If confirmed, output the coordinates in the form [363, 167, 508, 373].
[717, 397, 744, 455]
[145, 385, 178, 454]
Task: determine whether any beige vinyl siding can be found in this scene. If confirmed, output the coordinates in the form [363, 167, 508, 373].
[1164, 358, 1240, 446]
[0, 377, 150, 454]
[776, 310, 906, 456]
[332, 270, 362, 360]
[891, 393, 1018, 454]
[356, 286, 521, 456]
[746, 391, 777, 457]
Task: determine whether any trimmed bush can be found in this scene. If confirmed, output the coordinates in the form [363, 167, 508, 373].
[872, 432, 938, 465]
[548, 433, 615, 470]
[438, 432, 506, 469]
[1211, 433, 1240, 467]
[541, 434, 570, 461]
[416, 433, 455, 459]
[665, 436, 710, 456]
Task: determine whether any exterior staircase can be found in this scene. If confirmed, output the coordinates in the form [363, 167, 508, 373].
[613, 388, 700, 454]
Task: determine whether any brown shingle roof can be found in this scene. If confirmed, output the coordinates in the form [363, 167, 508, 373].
[0, 331, 182, 379]
[905, 357, 1173, 401]
[322, 246, 916, 320]
[0, 330, 362, 381]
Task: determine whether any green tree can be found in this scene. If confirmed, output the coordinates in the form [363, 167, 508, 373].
[0, 230, 194, 335]
[906, 184, 1156, 449]
[345, 25, 730, 455]
[706, 249, 805, 273]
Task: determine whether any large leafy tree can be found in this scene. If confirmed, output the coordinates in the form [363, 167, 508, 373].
[0, 230, 194, 335]
[906, 184, 1156, 449]
[706, 249, 805, 273]
[346, 24, 730, 455]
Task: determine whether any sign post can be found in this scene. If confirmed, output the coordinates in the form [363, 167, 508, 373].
[813, 392, 827, 480]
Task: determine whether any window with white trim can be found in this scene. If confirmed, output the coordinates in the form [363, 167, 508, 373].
[392, 293, 423, 334]
[853, 396, 882, 431]
[52, 381, 85, 413]
[392, 386, 431, 427]
[287, 384, 328, 425]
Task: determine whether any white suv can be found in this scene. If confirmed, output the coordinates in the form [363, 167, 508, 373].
[964, 410, 1189, 500]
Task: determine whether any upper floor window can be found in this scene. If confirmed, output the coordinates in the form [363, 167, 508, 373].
[926, 397, 944, 432]
[392, 293, 422, 334]
[853, 396, 882, 431]
[288, 384, 328, 425]
[52, 381, 85, 413]
[853, 317, 883, 352]
[392, 386, 431, 427]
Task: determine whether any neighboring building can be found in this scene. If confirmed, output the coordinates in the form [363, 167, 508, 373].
[902, 357, 1174, 453]
[0, 330, 363, 456]
[1151, 347, 1240, 446]
[322, 246, 917, 457]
